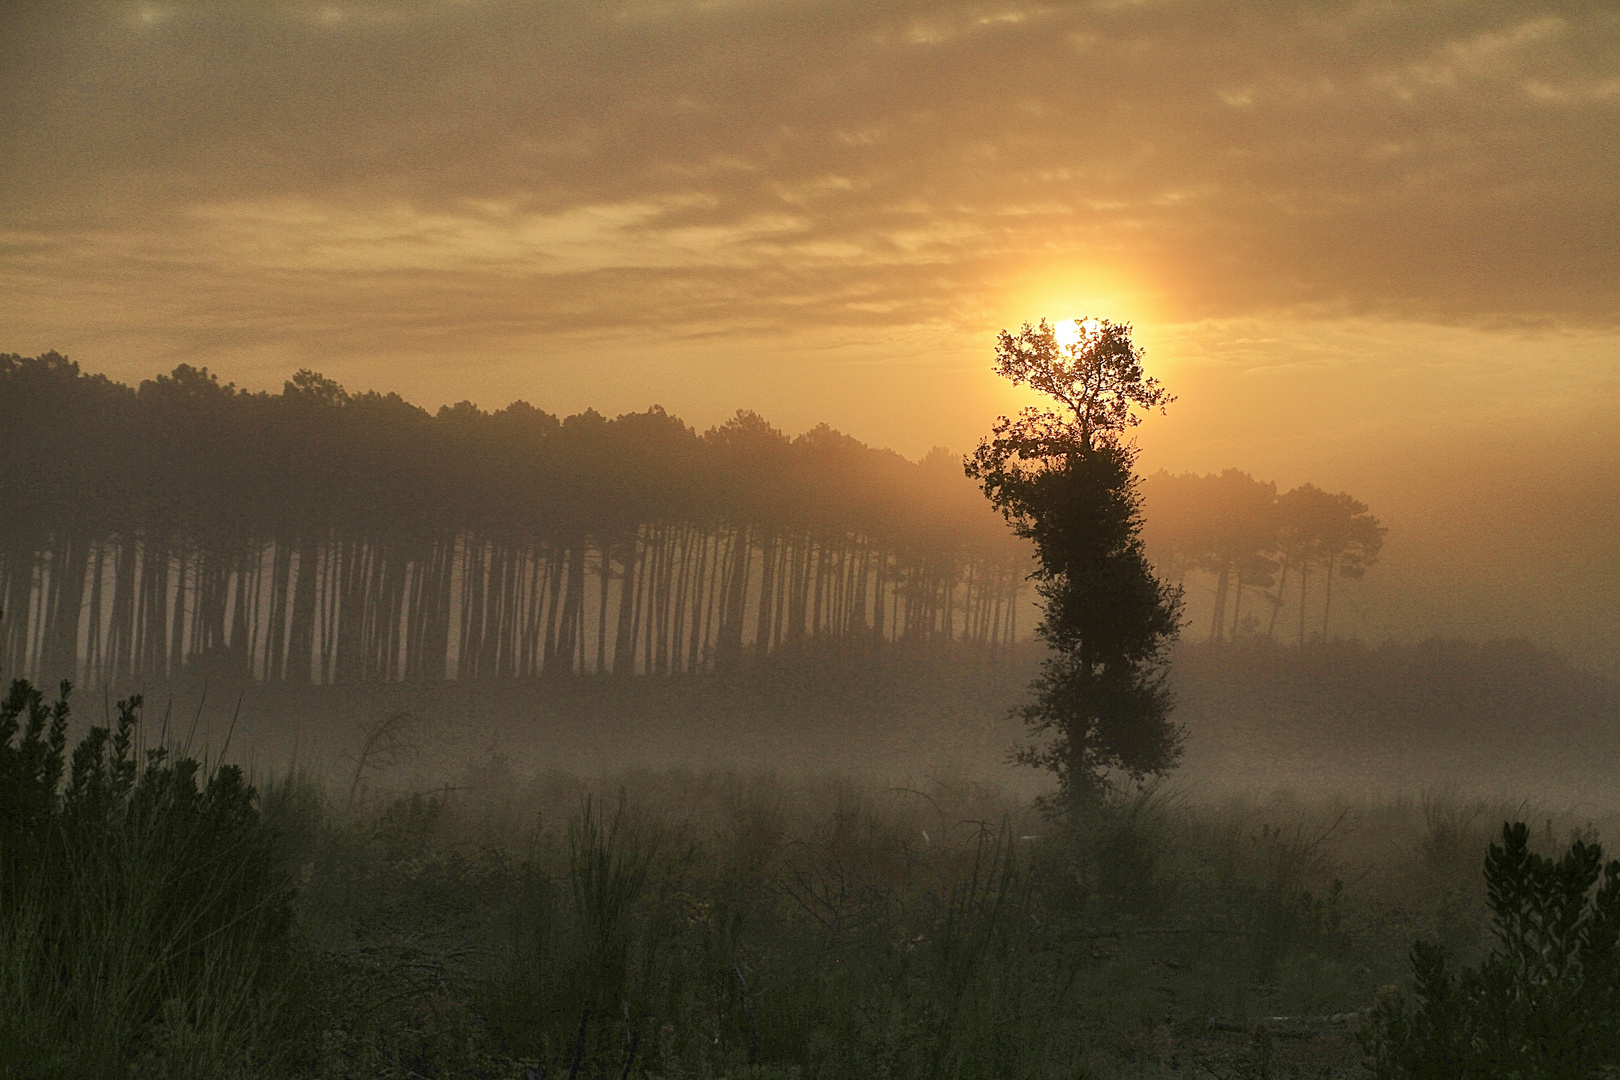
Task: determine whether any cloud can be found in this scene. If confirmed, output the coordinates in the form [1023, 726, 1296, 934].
[1, 0, 1615, 358]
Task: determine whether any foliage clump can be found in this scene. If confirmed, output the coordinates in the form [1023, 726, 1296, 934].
[1364, 822, 1620, 1078]
[0, 677, 293, 1078]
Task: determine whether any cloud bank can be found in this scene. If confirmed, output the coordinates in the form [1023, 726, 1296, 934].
[3, 0, 1616, 364]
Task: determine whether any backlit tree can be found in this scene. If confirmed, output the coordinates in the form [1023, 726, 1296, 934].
[967, 319, 1183, 806]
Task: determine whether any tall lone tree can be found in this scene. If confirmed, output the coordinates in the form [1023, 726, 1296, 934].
[967, 319, 1184, 806]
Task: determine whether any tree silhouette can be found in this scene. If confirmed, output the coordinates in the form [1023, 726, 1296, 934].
[1277, 484, 1385, 645]
[0, 353, 1031, 685]
[1140, 471, 1386, 646]
[967, 319, 1183, 806]
[1303, 487, 1385, 641]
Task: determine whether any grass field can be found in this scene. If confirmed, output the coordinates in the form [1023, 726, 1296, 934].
[6, 673, 1614, 1078]
[270, 766, 1589, 1079]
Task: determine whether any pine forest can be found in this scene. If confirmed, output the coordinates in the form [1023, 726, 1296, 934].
[1, 353, 1028, 685]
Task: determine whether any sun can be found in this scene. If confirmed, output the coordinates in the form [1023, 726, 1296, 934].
[1054, 318, 1105, 351]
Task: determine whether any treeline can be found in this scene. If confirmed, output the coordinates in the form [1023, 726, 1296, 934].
[0, 353, 1027, 684]
[1141, 469, 1386, 645]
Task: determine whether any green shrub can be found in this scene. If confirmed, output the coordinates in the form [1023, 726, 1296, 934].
[1363, 821, 1620, 1078]
[0, 678, 295, 1079]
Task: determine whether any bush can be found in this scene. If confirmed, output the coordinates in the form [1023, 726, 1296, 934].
[1363, 821, 1620, 1078]
[0, 677, 295, 1078]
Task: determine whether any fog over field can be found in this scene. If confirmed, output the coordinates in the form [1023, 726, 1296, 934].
[4, 353, 1616, 810]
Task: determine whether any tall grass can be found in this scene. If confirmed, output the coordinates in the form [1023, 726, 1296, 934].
[480, 794, 671, 1075]
[292, 766, 1518, 1078]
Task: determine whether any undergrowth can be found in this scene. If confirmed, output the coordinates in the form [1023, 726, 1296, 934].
[1363, 822, 1620, 1078]
[0, 678, 293, 1079]
[8, 672, 1612, 1077]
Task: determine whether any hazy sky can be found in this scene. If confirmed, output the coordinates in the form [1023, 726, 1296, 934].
[3, 1, 1617, 665]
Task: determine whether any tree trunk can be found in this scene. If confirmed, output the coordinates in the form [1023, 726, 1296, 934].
[1267, 553, 1289, 641]
[1321, 553, 1336, 642]
[266, 539, 292, 680]
[1209, 561, 1229, 642]
[285, 536, 320, 683]
[1297, 561, 1310, 648]
[755, 533, 777, 659]
[1229, 565, 1245, 639]
[44, 533, 90, 681]
[558, 541, 586, 675]
[595, 541, 611, 675]
[541, 543, 568, 675]
[613, 531, 641, 676]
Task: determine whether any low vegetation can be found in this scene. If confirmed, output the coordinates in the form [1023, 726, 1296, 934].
[0, 680, 293, 1078]
[5, 675, 1619, 1078]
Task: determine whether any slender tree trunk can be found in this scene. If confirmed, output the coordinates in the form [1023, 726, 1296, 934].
[0, 541, 23, 675]
[717, 525, 749, 664]
[168, 544, 191, 677]
[82, 540, 106, 683]
[334, 538, 361, 681]
[1008, 572, 1017, 644]
[267, 539, 294, 680]
[284, 536, 319, 683]
[405, 540, 427, 679]
[1267, 553, 1289, 641]
[1209, 561, 1229, 642]
[794, 537, 814, 648]
[457, 538, 482, 679]
[696, 529, 722, 672]
[612, 531, 640, 676]
[239, 541, 261, 680]
[541, 543, 568, 675]
[44, 533, 90, 681]
[595, 540, 610, 675]
[684, 526, 707, 673]
[1229, 565, 1245, 639]
[633, 527, 654, 675]
[755, 533, 777, 660]
[518, 544, 541, 677]
[647, 527, 668, 676]
[776, 539, 793, 651]
[1297, 560, 1310, 649]
[558, 541, 586, 674]
[1322, 553, 1336, 642]
[1067, 637, 1098, 804]
[811, 541, 828, 641]
[850, 544, 869, 639]
[875, 552, 887, 643]
[658, 527, 678, 674]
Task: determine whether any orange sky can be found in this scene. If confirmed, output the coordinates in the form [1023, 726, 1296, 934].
[2, 1, 1616, 668]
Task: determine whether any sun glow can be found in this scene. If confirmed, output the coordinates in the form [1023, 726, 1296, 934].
[1054, 318, 1104, 350]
